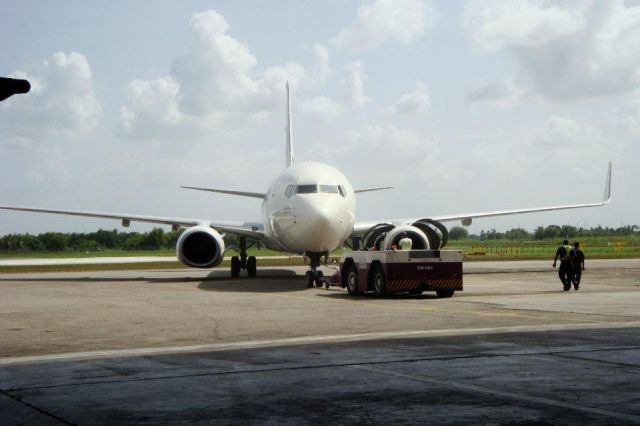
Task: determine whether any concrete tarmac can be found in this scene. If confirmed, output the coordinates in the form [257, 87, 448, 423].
[1, 259, 639, 424]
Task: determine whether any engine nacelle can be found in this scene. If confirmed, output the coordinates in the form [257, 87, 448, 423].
[361, 219, 449, 250]
[176, 226, 225, 268]
[381, 225, 430, 250]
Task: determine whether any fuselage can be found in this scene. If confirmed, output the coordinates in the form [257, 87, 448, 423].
[261, 161, 355, 255]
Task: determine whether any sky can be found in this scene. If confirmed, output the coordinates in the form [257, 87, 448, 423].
[1, 0, 638, 235]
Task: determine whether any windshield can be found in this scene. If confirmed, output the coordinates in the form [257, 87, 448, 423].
[285, 184, 346, 198]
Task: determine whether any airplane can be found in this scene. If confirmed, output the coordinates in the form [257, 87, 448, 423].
[0, 83, 612, 287]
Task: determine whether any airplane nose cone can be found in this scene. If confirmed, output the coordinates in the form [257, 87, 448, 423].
[296, 197, 353, 252]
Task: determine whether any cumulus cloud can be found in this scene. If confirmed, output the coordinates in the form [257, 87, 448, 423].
[462, 0, 585, 51]
[331, 0, 438, 52]
[0, 51, 100, 144]
[120, 10, 306, 137]
[462, 0, 640, 101]
[384, 81, 430, 114]
[120, 77, 185, 139]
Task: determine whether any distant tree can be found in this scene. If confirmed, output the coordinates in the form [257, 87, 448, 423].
[559, 225, 578, 237]
[480, 228, 505, 240]
[505, 228, 531, 240]
[142, 228, 167, 249]
[39, 233, 68, 251]
[123, 234, 145, 250]
[543, 225, 562, 239]
[448, 226, 469, 240]
[94, 229, 119, 249]
[533, 226, 546, 240]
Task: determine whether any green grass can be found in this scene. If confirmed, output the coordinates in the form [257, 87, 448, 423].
[1, 235, 638, 273]
[448, 235, 640, 261]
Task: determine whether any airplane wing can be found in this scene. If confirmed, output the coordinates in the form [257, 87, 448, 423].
[180, 186, 265, 199]
[352, 162, 612, 234]
[354, 186, 395, 194]
[0, 205, 264, 239]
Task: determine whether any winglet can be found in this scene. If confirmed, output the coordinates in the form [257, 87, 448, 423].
[285, 81, 294, 168]
[603, 161, 612, 203]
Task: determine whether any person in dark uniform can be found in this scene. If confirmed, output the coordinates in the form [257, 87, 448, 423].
[553, 239, 573, 291]
[571, 242, 585, 290]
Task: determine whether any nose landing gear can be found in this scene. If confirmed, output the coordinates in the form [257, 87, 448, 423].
[305, 252, 327, 288]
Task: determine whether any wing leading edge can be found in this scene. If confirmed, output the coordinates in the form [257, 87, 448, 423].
[0, 205, 264, 239]
[353, 162, 612, 234]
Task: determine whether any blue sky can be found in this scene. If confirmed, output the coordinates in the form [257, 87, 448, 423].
[1, 0, 638, 234]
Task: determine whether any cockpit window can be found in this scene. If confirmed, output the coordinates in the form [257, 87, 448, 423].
[319, 185, 339, 194]
[285, 184, 346, 198]
[296, 184, 318, 194]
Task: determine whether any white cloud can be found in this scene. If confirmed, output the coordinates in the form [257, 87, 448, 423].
[343, 62, 369, 106]
[467, 79, 527, 107]
[120, 9, 307, 137]
[611, 91, 640, 137]
[462, 0, 640, 101]
[301, 96, 346, 121]
[331, 0, 438, 52]
[384, 81, 430, 114]
[120, 77, 185, 139]
[0, 51, 100, 143]
[313, 44, 331, 82]
[462, 0, 585, 51]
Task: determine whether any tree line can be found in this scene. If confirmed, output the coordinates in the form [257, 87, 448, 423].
[0, 228, 188, 253]
[0, 225, 638, 253]
[448, 225, 639, 241]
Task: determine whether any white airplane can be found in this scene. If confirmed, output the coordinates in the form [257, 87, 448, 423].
[0, 83, 612, 287]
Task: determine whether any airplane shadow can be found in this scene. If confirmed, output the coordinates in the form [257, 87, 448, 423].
[197, 269, 306, 293]
[0, 269, 301, 292]
[315, 291, 441, 300]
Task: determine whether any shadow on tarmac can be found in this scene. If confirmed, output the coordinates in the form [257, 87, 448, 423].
[315, 291, 441, 300]
[198, 269, 304, 293]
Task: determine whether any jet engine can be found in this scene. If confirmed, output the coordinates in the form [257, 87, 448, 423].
[176, 226, 225, 268]
[361, 219, 449, 250]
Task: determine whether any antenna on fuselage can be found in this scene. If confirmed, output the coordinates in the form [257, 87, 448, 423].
[285, 81, 294, 167]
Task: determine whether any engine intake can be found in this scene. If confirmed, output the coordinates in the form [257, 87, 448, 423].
[176, 226, 225, 268]
[362, 219, 449, 250]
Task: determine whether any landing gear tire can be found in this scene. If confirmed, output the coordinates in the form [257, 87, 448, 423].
[346, 264, 360, 295]
[231, 256, 241, 278]
[305, 271, 315, 288]
[372, 265, 386, 297]
[314, 270, 324, 288]
[247, 256, 257, 278]
[436, 289, 455, 298]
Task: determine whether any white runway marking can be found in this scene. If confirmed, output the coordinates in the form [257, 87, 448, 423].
[2, 320, 639, 365]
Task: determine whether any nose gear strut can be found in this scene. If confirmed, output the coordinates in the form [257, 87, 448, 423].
[304, 252, 327, 288]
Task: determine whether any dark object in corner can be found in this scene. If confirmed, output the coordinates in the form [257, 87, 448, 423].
[0, 77, 31, 102]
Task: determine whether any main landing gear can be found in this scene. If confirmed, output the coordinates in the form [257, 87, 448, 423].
[230, 236, 257, 278]
[304, 252, 328, 288]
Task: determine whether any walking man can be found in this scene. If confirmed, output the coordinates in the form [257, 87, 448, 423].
[553, 239, 573, 291]
[571, 242, 585, 290]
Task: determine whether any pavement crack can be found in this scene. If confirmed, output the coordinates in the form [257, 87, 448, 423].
[0, 389, 77, 425]
[7, 345, 640, 393]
